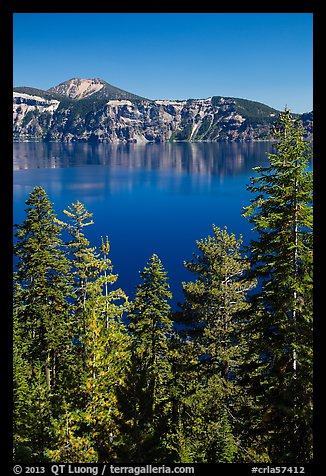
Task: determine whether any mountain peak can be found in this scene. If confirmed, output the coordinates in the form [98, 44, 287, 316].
[48, 78, 105, 99]
[47, 77, 148, 102]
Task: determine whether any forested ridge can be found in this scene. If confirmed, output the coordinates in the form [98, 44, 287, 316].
[13, 110, 313, 464]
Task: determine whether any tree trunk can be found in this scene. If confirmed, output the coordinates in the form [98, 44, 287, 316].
[292, 173, 299, 375]
[45, 350, 51, 391]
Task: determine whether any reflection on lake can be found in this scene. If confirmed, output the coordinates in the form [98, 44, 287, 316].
[13, 141, 274, 308]
[13, 141, 274, 175]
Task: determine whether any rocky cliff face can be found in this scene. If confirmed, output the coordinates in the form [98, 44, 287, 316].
[13, 78, 313, 143]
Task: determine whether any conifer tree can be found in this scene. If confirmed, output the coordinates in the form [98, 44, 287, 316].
[46, 235, 130, 463]
[53, 204, 129, 413]
[13, 186, 75, 458]
[13, 292, 51, 462]
[54, 201, 95, 348]
[176, 225, 258, 462]
[182, 225, 256, 379]
[123, 254, 174, 463]
[242, 109, 313, 462]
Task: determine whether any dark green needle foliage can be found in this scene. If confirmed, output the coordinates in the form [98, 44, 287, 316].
[13, 186, 74, 459]
[182, 225, 256, 378]
[242, 109, 313, 462]
[175, 225, 258, 462]
[54, 201, 96, 347]
[122, 254, 174, 463]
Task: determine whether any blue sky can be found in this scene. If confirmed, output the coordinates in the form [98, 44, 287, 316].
[13, 13, 313, 113]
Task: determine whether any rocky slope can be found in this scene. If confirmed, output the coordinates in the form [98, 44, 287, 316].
[13, 78, 313, 143]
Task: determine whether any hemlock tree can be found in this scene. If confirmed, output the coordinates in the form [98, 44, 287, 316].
[54, 201, 95, 351]
[123, 254, 174, 463]
[177, 225, 258, 462]
[13, 186, 75, 459]
[242, 109, 313, 462]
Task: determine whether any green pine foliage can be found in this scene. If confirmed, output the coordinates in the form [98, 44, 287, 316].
[121, 254, 175, 463]
[242, 109, 313, 462]
[13, 187, 75, 460]
[173, 226, 259, 462]
[13, 109, 313, 464]
[182, 225, 256, 379]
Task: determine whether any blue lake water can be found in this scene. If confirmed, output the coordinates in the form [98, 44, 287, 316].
[13, 141, 275, 308]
